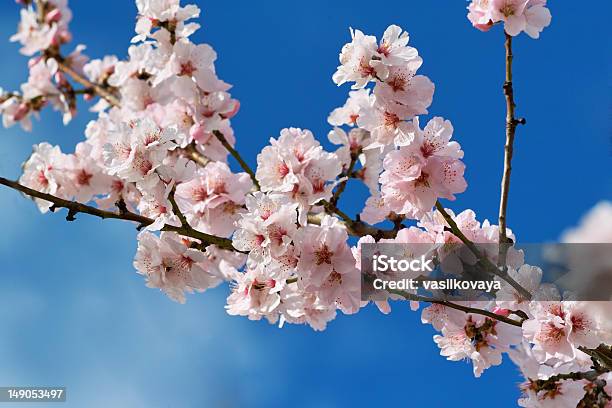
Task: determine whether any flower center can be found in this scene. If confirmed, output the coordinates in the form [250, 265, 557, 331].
[315, 244, 333, 265]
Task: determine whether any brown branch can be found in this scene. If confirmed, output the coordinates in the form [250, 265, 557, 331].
[313, 200, 400, 240]
[167, 186, 189, 228]
[386, 288, 523, 327]
[330, 150, 359, 207]
[580, 344, 612, 372]
[55, 59, 120, 108]
[181, 142, 210, 167]
[0, 177, 237, 251]
[212, 130, 259, 190]
[498, 33, 526, 262]
[435, 201, 532, 300]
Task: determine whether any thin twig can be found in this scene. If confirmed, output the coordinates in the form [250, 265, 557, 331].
[181, 142, 210, 167]
[435, 201, 532, 300]
[168, 186, 189, 228]
[314, 200, 401, 240]
[0, 177, 237, 251]
[55, 60, 120, 107]
[330, 151, 359, 207]
[498, 33, 525, 264]
[212, 130, 260, 190]
[386, 288, 523, 327]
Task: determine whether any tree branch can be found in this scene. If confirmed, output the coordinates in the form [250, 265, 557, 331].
[498, 33, 525, 261]
[330, 150, 359, 207]
[0, 177, 237, 252]
[386, 288, 523, 327]
[314, 200, 401, 240]
[435, 201, 532, 300]
[167, 186, 189, 228]
[212, 130, 260, 190]
[55, 59, 120, 108]
[180, 142, 210, 167]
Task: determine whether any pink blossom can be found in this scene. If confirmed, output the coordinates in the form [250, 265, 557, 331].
[295, 216, 360, 314]
[328, 88, 374, 127]
[19, 142, 67, 212]
[232, 192, 299, 266]
[332, 28, 388, 89]
[226, 266, 285, 323]
[134, 231, 222, 303]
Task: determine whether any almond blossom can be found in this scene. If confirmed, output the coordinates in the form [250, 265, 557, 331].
[379, 117, 466, 219]
[4, 2, 609, 406]
[134, 231, 222, 303]
[174, 161, 252, 236]
[19, 142, 66, 212]
[467, 0, 552, 38]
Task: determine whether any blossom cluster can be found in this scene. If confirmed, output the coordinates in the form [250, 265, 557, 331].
[467, 0, 552, 38]
[11, 0, 247, 303]
[3, 1, 611, 406]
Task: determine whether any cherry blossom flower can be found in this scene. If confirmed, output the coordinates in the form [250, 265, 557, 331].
[562, 201, 612, 243]
[133, 0, 201, 43]
[154, 42, 229, 97]
[357, 99, 415, 147]
[518, 378, 587, 408]
[434, 312, 522, 377]
[522, 302, 605, 362]
[103, 118, 177, 185]
[175, 161, 252, 236]
[0, 95, 35, 131]
[233, 192, 299, 266]
[11, 7, 58, 56]
[467, 0, 496, 32]
[134, 231, 222, 303]
[327, 88, 374, 127]
[360, 194, 389, 225]
[295, 216, 361, 314]
[332, 28, 388, 89]
[373, 65, 434, 119]
[376, 25, 419, 67]
[379, 117, 466, 218]
[279, 288, 337, 331]
[467, 0, 551, 38]
[380, 148, 466, 219]
[226, 265, 286, 323]
[19, 142, 67, 212]
[61, 142, 112, 203]
[256, 128, 341, 219]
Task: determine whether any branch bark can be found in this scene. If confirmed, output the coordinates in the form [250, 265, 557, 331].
[0, 177, 237, 251]
[314, 200, 401, 240]
[498, 33, 525, 259]
[435, 201, 532, 300]
[55, 59, 120, 108]
[387, 288, 523, 327]
[212, 130, 260, 190]
[330, 150, 359, 207]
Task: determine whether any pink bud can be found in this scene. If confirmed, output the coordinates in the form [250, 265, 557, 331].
[45, 8, 62, 23]
[223, 100, 240, 119]
[28, 56, 42, 68]
[492, 307, 510, 317]
[83, 93, 94, 102]
[13, 103, 30, 122]
[58, 30, 72, 44]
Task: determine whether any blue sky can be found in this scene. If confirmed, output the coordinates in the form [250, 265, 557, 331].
[0, 1, 610, 407]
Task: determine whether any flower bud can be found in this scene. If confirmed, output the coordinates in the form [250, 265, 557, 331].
[45, 8, 62, 24]
[13, 103, 30, 121]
